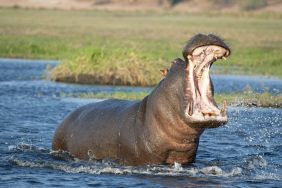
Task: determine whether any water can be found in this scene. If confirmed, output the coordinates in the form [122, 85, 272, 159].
[0, 58, 281, 188]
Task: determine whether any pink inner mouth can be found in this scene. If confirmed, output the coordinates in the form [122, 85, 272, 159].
[183, 45, 230, 126]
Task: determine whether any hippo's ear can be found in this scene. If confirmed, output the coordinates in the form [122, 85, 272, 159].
[160, 68, 169, 77]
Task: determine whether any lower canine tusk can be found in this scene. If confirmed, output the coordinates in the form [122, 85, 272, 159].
[188, 102, 193, 116]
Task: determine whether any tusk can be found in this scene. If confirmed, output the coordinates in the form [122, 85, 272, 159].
[188, 101, 193, 116]
[222, 56, 227, 60]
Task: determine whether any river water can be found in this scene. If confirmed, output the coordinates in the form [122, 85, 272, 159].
[0, 58, 281, 188]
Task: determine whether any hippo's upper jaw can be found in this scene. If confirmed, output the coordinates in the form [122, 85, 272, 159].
[183, 34, 231, 128]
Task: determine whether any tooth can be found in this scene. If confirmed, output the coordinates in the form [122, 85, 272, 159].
[186, 104, 190, 116]
[222, 56, 227, 60]
[220, 100, 227, 116]
[188, 102, 193, 116]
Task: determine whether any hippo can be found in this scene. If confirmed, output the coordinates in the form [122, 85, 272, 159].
[52, 33, 231, 166]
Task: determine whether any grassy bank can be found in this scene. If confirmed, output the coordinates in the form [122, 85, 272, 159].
[62, 90, 282, 108]
[0, 8, 282, 85]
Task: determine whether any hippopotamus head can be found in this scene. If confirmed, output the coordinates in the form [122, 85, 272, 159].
[181, 33, 231, 128]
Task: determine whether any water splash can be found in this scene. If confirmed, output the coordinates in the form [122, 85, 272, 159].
[10, 156, 244, 178]
[8, 142, 47, 152]
[173, 162, 183, 171]
[246, 155, 268, 170]
[7, 143, 244, 178]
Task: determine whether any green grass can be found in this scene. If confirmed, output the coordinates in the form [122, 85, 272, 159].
[0, 8, 282, 85]
[61, 90, 282, 108]
[61, 91, 150, 101]
[215, 92, 282, 108]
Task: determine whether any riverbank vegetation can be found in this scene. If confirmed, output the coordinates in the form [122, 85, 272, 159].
[0, 8, 281, 85]
[61, 90, 282, 108]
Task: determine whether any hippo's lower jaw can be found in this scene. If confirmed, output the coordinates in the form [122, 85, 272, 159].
[183, 45, 230, 128]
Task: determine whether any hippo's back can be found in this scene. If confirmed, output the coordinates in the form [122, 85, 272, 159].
[52, 99, 139, 159]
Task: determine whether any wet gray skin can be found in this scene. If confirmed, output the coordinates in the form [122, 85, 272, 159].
[52, 34, 231, 166]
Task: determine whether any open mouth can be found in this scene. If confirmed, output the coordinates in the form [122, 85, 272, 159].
[183, 45, 230, 128]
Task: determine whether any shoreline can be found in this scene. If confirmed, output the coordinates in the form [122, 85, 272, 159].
[1, 57, 281, 86]
[60, 91, 282, 109]
[0, 57, 281, 108]
[0, 57, 59, 64]
[1, 57, 282, 86]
